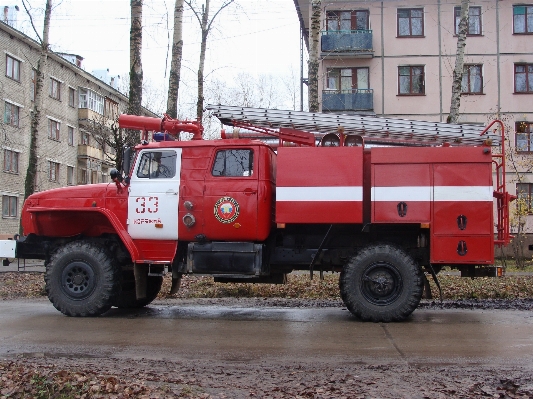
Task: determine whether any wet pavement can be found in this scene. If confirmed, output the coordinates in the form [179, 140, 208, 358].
[1, 299, 533, 368]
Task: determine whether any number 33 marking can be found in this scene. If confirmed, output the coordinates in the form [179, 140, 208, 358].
[135, 196, 159, 214]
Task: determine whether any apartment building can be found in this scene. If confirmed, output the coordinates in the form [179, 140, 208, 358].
[0, 20, 156, 235]
[293, 0, 533, 246]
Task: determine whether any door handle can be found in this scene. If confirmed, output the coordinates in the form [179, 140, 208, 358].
[243, 188, 257, 196]
[166, 189, 178, 195]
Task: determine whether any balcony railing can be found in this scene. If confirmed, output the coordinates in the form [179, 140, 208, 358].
[322, 89, 374, 112]
[321, 30, 373, 54]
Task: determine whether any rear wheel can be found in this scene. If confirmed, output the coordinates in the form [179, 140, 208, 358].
[339, 244, 423, 322]
[113, 270, 163, 309]
[45, 241, 120, 317]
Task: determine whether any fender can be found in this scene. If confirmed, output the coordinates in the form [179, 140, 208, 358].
[26, 207, 141, 262]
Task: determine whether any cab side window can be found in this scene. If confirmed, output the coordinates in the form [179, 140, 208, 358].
[212, 149, 254, 177]
[137, 150, 177, 179]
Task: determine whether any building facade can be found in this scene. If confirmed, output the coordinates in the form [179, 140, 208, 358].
[0, 21, 156, 236]
[294, 0, 533, 250]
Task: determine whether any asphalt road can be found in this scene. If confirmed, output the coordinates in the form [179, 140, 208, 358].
[1, 299, 533, 368]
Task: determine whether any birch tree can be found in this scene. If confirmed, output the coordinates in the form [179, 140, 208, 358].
[448, 0, 469, 123]
[21, 0, 52, 204]
[308, 0, 321, 112]
[185, 0, 234, 122]
[127, 0, 143, 146]
[166, 0, 184, 118]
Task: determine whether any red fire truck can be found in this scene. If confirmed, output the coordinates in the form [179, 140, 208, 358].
[0, 105, 513, 322]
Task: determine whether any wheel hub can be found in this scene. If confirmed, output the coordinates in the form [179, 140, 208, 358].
[61, 261, 96, 299]
[361, 262, 402, 306]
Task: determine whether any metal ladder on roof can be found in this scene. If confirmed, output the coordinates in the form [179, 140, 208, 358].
[206, 104, 501, 147]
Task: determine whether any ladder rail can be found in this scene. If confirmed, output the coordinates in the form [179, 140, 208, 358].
[207, 104, 501, 146]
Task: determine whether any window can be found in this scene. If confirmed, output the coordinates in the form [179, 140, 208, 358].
[67, 166, 74, 185]
[79, 88, 104, 114]
[81, 131, 89, 145]
[326, 68, 369, 92]
[398, 66, 425, 95]
[515, 64, 533, 93]
[516, 122, 533, 152]
[50, 78, 61, 100]
[4, 102, 19, 127]
[397, 8, 424, 37]
[3, 149, 19, 173]
[137, 151, 177, 179]
[212, 149, 254, 177]
[2, 195, 17, 218]
[68, 87, 75, 107]
[68, 126, 74, 146]
[104, 98, 119, 120]
[326, 10, 369, 31]
[462, 65, 483, 94]
[30, 69, 36, 101]
[454, 6, 482, 35]
[517, 183, 533, 213]
[48, 119, 60, 141]
[6, 54, 20, 81]
[514, 5, 533, 34]
[49, 161, 60, 182]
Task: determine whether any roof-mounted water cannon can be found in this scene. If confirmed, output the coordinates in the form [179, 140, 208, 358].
[118, 114, 204, 141]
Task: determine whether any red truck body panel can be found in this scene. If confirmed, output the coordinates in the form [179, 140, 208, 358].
[275, 146, 364, 224]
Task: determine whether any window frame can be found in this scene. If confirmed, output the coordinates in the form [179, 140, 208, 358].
[515, 64, 533, 93]
[2, 195, 18, 218]
[3, 149, 19, 174]
[5, 54, 20, 81]
[513, 5, 533, 34]
[326, 10, 370, 31]
[48, 161, 60, 182]
[212, 149, 254, 178]
[48, 119, 60, 141]
[68, 87, 76, 107]
[67, 166, 74, 185]
[67, 126, 74, 146]
[517, 183, 533, 214]
[516, 122, 533, 153]
[50, 77, 61, 100]
[326, 67, 370, 93]
[397, 8, 424, 37]
[454, 6, 482, 36]
[4, 101, 20, 127]
[398, 65, 425, 95]
[461, 64, 483, 94]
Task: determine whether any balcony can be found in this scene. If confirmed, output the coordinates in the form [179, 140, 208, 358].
[322, 89, 374, 112]
[77, 144, 103, 160]
[321, 30, 373, 58]
[78, 108, 115, 130]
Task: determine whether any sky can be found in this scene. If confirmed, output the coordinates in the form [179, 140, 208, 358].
[15, 0, 304, 114]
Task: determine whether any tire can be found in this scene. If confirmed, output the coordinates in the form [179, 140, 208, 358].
[339, 244, 423, 322]
[113, 270, 163, 309]
[45, 241, 120, 317]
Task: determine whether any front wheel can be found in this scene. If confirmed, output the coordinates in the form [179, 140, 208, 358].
[45, 241, 120, 317]
[339, 244, 423, 322]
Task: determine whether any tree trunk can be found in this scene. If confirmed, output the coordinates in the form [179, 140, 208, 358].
[22, 0, 51, 209]
[448, 0, 469, 124]
[127, 0, 143, 146]
[166, 0, 184, 119]
[308, 0, 321, 113]
[196, 1, 209, 123]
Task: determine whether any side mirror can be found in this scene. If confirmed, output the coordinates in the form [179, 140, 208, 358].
[110, 168, 122, 181]
[122, 147, 132, 177]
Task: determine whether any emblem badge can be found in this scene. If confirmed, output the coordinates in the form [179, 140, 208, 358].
[214, 197, 240, 224]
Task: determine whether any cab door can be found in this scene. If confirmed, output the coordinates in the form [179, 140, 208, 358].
[127, 148, 181, 239]
[203, 147, 259, 241]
